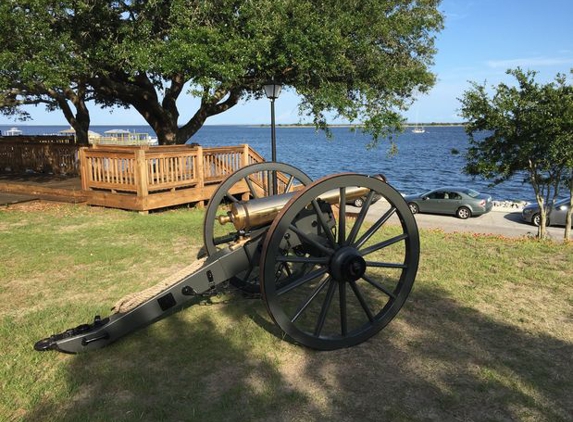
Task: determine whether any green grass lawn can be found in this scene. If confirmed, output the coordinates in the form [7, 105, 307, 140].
[1, 201, 572, 422]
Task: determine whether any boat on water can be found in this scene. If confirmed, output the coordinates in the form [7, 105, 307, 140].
[4, 127, 23, 136]
[58, 127, 158, 146]
[98, 129, 159, 146]
[411, 125, 425, 134]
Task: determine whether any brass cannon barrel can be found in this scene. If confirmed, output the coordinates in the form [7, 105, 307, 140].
[218, 185, 371, 231]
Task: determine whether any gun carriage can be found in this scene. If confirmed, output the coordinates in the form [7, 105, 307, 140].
[35, 162, 420, 353]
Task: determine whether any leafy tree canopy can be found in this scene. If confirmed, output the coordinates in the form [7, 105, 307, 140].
[0, 0, 443, 145]
[459, 68, 573, 239]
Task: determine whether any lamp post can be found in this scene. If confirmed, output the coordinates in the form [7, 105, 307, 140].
[263, 80, 282, 162]
[263, 80, 282, 194]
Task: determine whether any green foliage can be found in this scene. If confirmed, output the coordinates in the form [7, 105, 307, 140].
[459, 68, 573, 239]
[0, 0, 443, 144]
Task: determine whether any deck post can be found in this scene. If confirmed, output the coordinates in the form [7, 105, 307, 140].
[79, 147, 89, 191]
[240, 144, 251, 201]
[196, 145, 205, 208]
[134, 149, 149, 200]
[242, 144, 250, 167]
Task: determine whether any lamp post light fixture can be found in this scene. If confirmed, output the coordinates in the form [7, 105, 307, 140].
[263, 80, 282, 194]
[263, 80, 282, 162]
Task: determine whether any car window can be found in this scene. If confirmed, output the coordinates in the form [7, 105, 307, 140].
[463, 189, 480, 198]
[427, 191, 445, 199]
[449, 192, 463, 200]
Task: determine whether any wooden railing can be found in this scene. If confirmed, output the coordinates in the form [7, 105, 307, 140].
[80, 144, 263, 201]
[0, 136, 81, 175]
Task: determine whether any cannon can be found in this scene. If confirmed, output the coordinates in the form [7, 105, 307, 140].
[34, 162, 420, 353]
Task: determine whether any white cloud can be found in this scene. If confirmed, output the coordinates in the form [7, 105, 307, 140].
[487, 57, 573, 69]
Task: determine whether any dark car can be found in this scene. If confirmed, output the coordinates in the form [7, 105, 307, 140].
[347, 192, 382, 207]
[521, 198, 572, 227]
[346, 174, 386, 207]
[404, 187, 493, 219]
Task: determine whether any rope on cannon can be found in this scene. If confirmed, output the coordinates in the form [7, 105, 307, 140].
[112, 257, 208, 314]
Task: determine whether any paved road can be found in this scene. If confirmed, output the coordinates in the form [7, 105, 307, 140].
[366, 201, 567, 241]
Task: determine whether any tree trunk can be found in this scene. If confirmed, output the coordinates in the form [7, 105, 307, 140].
[565, 168, 573, 241]
[53, 88, 91, 145]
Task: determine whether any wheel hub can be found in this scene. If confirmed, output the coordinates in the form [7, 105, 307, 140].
[329, 247, 366, 282]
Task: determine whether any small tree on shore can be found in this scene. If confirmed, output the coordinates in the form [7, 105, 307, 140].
[459, 68, 573, 240]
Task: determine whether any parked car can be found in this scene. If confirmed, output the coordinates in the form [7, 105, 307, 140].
[521, 198, 572, 227]
[347, 192, 382, 207]
[404, 187, 493, 219]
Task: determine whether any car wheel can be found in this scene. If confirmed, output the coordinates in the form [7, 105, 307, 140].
[532, 213, 549, 227]
[456, 206, 471, 219]
[354, 197, 364, 207]
[408, 202, 419, 214]
[532, 213, 540, 226]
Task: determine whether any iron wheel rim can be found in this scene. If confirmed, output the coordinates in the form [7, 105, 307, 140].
[260, 173, 420, 350]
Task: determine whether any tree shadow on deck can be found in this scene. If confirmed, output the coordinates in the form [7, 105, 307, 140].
[23, 284, 572, 422]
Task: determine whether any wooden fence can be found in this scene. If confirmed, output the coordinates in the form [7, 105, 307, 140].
[80, 144, 265, 211]
[0, 135, 81, 175]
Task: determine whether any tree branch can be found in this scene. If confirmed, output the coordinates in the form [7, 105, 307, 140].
[177, 87, 243, 143]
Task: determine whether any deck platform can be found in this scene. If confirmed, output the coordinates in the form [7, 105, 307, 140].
[0, 174, 86, 204]
[0, 143, 267, 211]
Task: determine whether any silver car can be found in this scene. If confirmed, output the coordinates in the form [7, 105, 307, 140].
[521, 198, 572, 227]
[405, 187, 493, 219]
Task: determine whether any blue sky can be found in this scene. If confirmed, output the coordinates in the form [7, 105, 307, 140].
[2, 0, 573, 126]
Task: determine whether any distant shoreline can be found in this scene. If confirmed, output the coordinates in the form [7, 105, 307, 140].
[0, 123, 467, 129]
[254, 123, 467, 128]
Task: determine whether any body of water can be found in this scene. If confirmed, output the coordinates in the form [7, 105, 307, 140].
[1, 124, 534, 201]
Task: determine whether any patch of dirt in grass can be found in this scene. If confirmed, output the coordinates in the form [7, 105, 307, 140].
[1, 200, 80, 214]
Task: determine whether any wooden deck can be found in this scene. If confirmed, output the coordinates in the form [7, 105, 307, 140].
[0, 174, 87, 204]
[0, 144, 266, 211]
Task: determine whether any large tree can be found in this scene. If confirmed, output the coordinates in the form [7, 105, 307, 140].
[1, 0, 444, 145]
[459, 68, 573, 240]
[0, 2, 96, 144]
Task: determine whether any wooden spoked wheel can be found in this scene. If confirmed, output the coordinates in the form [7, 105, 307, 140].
[259, 174, 420, 350]
[203, 162, 312, 293]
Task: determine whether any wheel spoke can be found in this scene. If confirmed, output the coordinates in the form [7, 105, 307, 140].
[244, 176, 259, 198]
[291, 277, 331, 322]
[284, 175, 295, 192]
[270, 170, 279, 195]
[225, 193, 239, 203]
[361, 273, 397, 299]
[276, 255, 330, 265]
[277, 267, 328, 296]
[311, 199, 337, 248]
[354, 207, 396, 250]
[365, 261, 407, 269]
[360, 233, 408, 256]
[289, 224, 334, 256]
[349, 280, 374, 322]
[338, 187, 346, 245]
[339, 281, 347, 336]
[314, 278, 337, 336]
[347, 190, 375, 244]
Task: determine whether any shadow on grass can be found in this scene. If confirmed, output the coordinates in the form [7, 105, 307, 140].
[23, 283, 572, 422]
